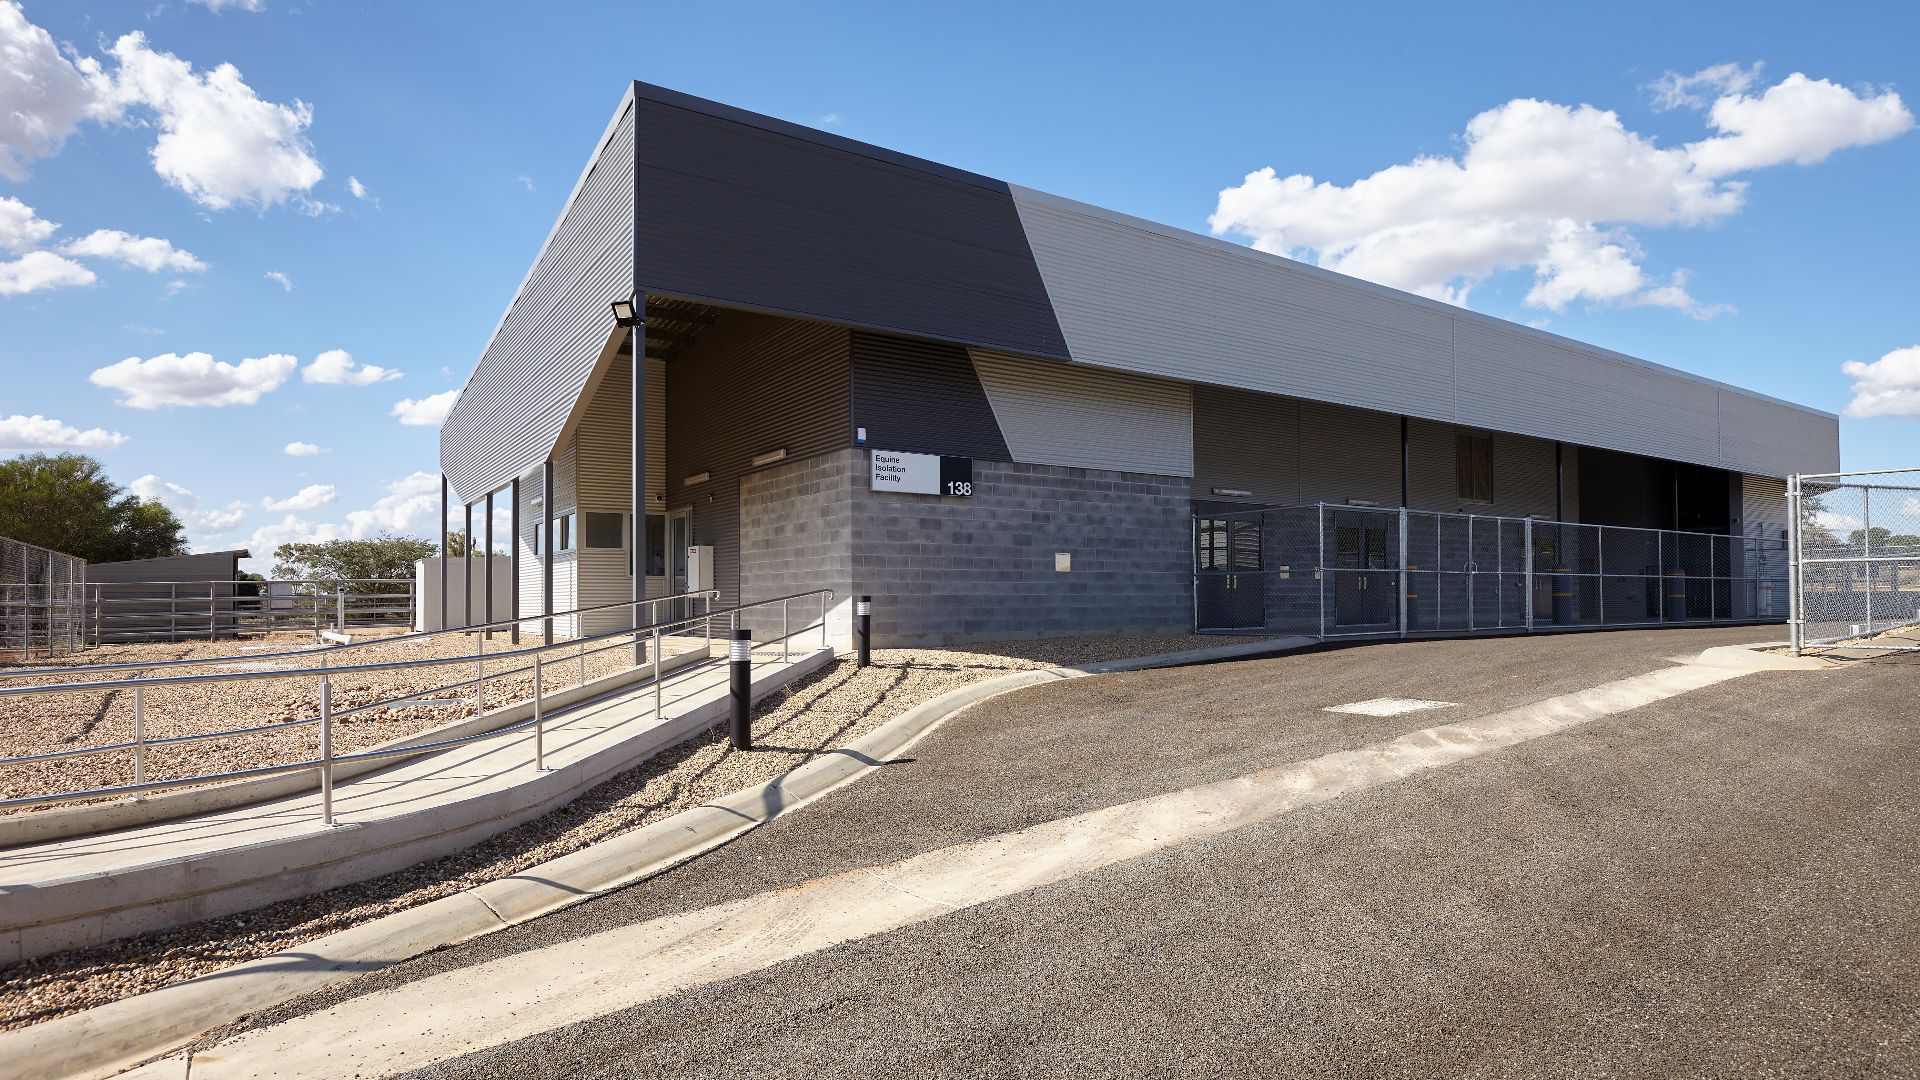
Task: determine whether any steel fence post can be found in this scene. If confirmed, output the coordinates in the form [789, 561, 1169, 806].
[1863, 487, 1873, 636]
[1397, 508, 1409, 639]
[170, 582, 178, 643]
[1788, 475, 1803, 655]
[133, 684, 146, 795]
[1317, 503, 1327, 639]
[652, 628, 663, 723]
[209, 582, 217, 641]
[1523, 518, 1535, 632]
[319, 676, 335, 827]
[92, 584, 101, 648]
[533, 647, 545, 771]
[1597, 527, 1607, 627]
[782, 599, 790, 664]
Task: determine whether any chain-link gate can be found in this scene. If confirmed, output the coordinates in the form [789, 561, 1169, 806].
[1790, 468, 1920, 654]
[0, 535, 87, 660]
[1195, 504, 1788, 638]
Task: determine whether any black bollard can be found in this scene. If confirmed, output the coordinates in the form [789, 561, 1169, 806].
[856, 595, 872, 668]
[729, 628, 752, 750]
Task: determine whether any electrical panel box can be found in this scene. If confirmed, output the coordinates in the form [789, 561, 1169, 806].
[686, 545, 716, 591]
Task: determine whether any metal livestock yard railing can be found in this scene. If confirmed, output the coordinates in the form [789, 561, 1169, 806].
[1195, 503, 1789, 638]
[0, 535, 86, 660]
[0, 577, 420, 659]
[0, 587, 834, 825]
[1790, 468, 1920, 655]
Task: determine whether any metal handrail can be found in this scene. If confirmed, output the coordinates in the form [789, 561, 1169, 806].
[0, 588, 835, 823]
[0, 587, 721, 683]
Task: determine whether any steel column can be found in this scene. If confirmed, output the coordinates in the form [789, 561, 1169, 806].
[439, 475, 449, 632]
[484, 489, 495, 632]
[543, 459, 555, 645]
[510, 475, 521, 645]
[463, 501, 474, 629]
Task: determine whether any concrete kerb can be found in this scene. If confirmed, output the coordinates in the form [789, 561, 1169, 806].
[1, 634, 1315, 1080]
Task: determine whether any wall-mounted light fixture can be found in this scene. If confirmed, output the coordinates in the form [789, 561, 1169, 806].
[1211, 488, 1252, 498]
[1346, 499, 1380, 507]
[750, 448, 788, 467]
[610, 298, 639, 327]
[683, 471, 711, 487]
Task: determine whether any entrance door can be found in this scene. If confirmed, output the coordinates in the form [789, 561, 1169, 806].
[1195, 516, 1266, 630]
[666, 509, 693, 622]
[1333, 522, 1397, 629]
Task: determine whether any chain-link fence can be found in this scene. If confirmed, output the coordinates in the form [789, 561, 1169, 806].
[0, 535, 87, 660]
[1790, 469, 1920, 654]
[1196, 504, 1788, 638]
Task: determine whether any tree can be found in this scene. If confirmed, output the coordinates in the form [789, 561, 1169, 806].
[272, 535, 438, 582]
[0, 453, 187, 562]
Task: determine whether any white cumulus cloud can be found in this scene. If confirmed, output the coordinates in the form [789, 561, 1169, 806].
[302, 348, 401, 385]
[261, 483, 336, 512]
[244, 514, 341, 569]
[344, 470, 440, 538]
[0, 195, 57, 252]
[1842, 345, 1920, 418]
[391, 389, 458, 427]
[0, 5, 321, 209]
[0, 413, 127, 449]
[130, 473, 248, 546]
[284, 440, 322, 456]
[0, 250, 94, 295]
[1209, 66, 1913, 315]
[347, 176, 366, 198]
[57, 229, 206, 272]
[90, 351, 297, 408]
[0, 2, 113, 180]
[264, 270, 292, 292]
[189, 0, 266, 11]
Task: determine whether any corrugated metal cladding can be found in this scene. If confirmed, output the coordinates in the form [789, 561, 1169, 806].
[850, 333, 1010, 461]
[572, 349, 666, 511]
[668, 311, 852, 605]
[1008, 184, 1837, 479]
[1742, 474, 1790, 543]
[969, 350, 1193, 477]
[633, 88, 1068, 361]
[1194, 387, 1559, 518]
[441, 93, 636, 501]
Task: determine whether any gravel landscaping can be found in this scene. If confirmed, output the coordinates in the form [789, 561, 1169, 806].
[0, 630, 708, 806]
[0, 633, 1268, 1031]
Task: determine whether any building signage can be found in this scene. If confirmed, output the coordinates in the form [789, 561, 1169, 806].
[870, 449, 973, 497]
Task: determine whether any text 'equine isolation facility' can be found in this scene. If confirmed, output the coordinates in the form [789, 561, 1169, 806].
[437, 82, 1838, 648]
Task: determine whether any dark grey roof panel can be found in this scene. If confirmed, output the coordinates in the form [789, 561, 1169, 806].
[635, 95, 1068, 362]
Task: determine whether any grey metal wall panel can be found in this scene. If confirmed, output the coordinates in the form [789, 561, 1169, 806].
[1489, 432, 1559, 520]
[970, 349, 1193, 477]
[635, 91, 1067, 361]
[850, 333, 1010, 461]
[1013, 187, 1454, 420]
[441, 93, 636, 501]
[1406, 419, 1455, 512]
[1451, 318, 1719, 467]
[1008, 184, 1836, 479]
[668, 311, 852, 605]
[1718, 388, 1841, 476]
[1742, 474, 1790, 543]
[1191, 385, 1299, 506]
[1298, 401, 1401, 506]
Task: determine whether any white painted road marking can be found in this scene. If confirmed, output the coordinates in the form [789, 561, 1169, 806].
[1325, 698, 1457, 716]
[184, 661, 1745, 1080]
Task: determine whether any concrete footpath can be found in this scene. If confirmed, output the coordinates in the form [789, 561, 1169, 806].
[69, 625, 1918, 1080]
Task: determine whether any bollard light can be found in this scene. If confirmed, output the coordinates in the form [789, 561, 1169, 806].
[729, 628, 753, 751]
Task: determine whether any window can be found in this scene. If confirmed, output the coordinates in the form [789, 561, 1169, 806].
[645, 513, 665, 577]
[1456, 432, 1492, 503]
[534, 512, 576, 555]
[1197, 517, 1260, 571]
[583, 512, 624, 549]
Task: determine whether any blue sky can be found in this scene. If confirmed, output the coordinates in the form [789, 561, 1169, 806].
[2, 0, 1916, 567]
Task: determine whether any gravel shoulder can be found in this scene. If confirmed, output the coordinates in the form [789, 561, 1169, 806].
[0, 632, 1266, 1032]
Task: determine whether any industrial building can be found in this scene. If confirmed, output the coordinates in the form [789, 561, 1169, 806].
[437, 82, 1838, 647]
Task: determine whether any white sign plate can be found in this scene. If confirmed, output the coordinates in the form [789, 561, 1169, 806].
[870, 449, 940, 495]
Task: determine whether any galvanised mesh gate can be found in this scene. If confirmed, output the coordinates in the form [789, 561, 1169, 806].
[1195, 504, 1788, 638]
[0, 535, 86, 660]
[1790, 468, 1920, 654]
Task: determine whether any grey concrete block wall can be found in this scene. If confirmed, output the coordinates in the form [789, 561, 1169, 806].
[850, 456, 1192, 646]
[740, 450, 857, 650]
